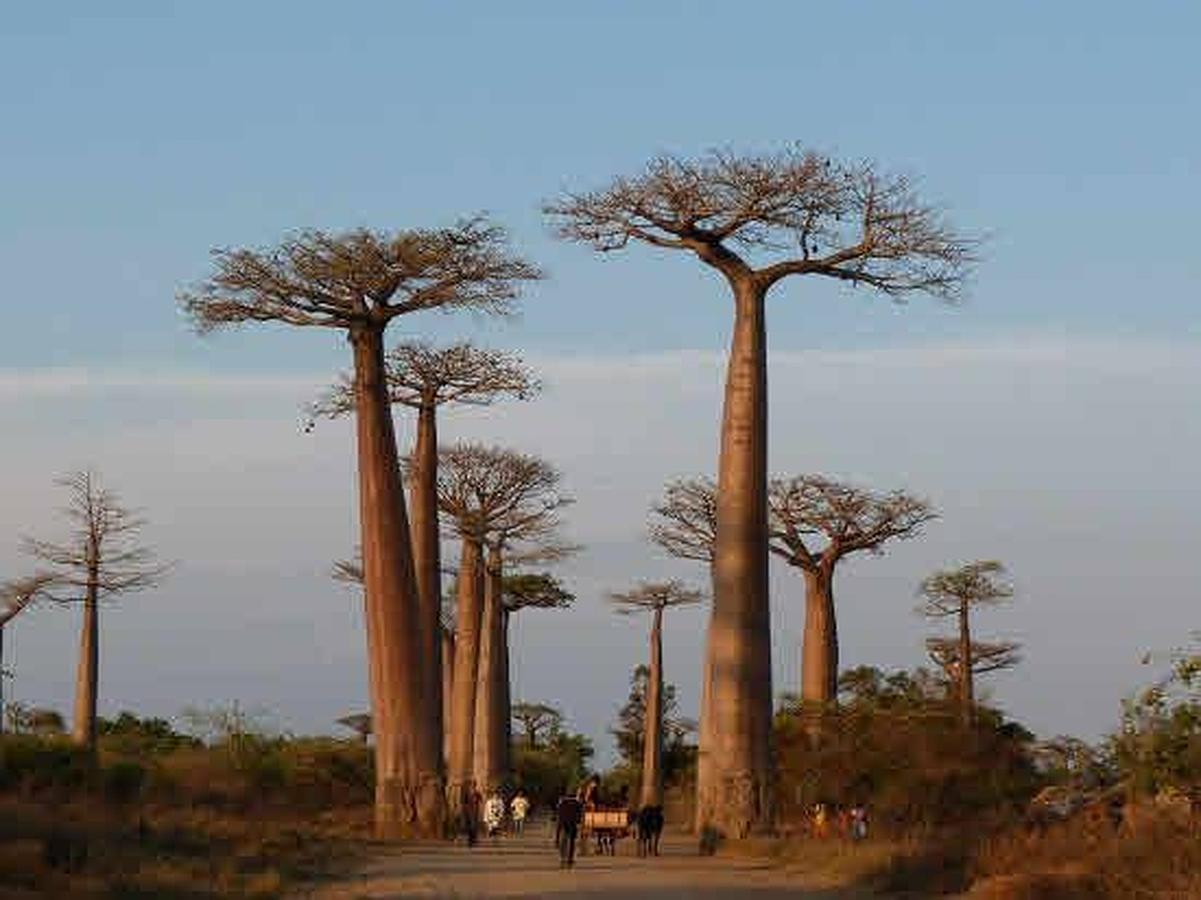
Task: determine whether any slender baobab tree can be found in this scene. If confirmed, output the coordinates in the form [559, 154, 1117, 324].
[435, 444, 571, 798]
[182, 221, 539, 837]
[609, 580, 703, 808]
[649, 476, 716, 830]
[22, 472, 168, 753]
[926, 637, 1021, 709]
[0, 574, 54, 735]
[917, 560, 1014, 726]
[511, 700, 563, 750]
[549, 148, 974, 834]
[768, 476, 935, 710]
[313, 341, 538, 766]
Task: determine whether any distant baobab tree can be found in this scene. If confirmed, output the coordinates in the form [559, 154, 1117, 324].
[0, 573, 55, 735]
[22, 472, 169, 753]
[549, 148, 974, 835]
[313, 341, 538, 770]
[609, 580, 703, 809]
[336, 712, 373, 745]
[769, 476, 936, 712]
[181, 220, 540, 837]
[435, 444, 571, 800]
[510, 701, 563, 750]
[917, 560, 1015, 726]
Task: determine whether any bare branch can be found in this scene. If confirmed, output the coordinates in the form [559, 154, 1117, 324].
[927, 637, 1022, 677]
[181, 218, 542, 334]
[917, 560, 1013, 618]
[502, 572, 574, 613]
[608, 579, 705, 614]
[0, 573, 56, 627]
[649, 477, 717, 564]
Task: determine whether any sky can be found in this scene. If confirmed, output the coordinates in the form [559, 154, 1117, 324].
[1, 3, 1198, 761]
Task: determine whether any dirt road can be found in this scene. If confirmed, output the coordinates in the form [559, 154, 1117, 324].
[292, 827, 874, 899]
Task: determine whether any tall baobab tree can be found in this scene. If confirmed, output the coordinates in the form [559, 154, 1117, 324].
[609, 580, 703, 808]
[22, 472, 168, 752]
[549, 149, 974, 834]
[0, 574, 54, 735]
[768, 476, 936, 710]
[511, 700, 563, 749]
[435, 444, 571, 799]
[649, 476, 716, 830]
[313, 341, 538, 764]
[182, 221, 539, 837]
[917, 560, 1014, 726]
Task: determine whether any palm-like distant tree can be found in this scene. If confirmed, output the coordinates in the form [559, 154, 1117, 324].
[182, 221, 540, 837]
[550, 149, 974, 835]
[609, 580, 703, 808]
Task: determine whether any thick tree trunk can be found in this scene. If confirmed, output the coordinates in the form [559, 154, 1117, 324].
[499, 608, 512, 781]
[409, 403, 444, 774]
[641, 606, 665, 808]
[72, 564, 99, 752]
[958, 602, 974, 727]
[699, 278, 773, 837]
[441, 626, 455, 765]
[351, 325, 442, 838]
[472, 545, 507, 791]
[447, 536, 484, 808]
[800, 566, 838, 707]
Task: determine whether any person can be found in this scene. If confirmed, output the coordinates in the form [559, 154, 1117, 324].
[581, 774, 601, 809]
[812, 802, 829, 839]
[555, 791, 584, 868]
[511, 789, 530, 836]
[849, 803, 869, 842]
[484, 789, 505, 839]
[461, 783, 482, 848]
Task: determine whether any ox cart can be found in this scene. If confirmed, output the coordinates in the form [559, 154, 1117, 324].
[580, 806, 632, 855]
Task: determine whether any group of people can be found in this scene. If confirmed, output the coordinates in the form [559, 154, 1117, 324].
[456, 783, 531, 846]
[808, 801, 869, 841]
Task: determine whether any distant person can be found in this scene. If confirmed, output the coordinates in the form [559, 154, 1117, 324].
[812, 802, 829, 839]
[555, 792, 584, 867]
[511, 790, 530, 836]
[850, 803, 869, 842]
[461, 783, 482, 847]
[582, 774, 601, 809]
[484, 790, 505, 839]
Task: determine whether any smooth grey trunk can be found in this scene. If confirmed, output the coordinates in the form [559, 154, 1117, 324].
[499, 607, 512, 780]
[958, 602, 974, 726]
[351, 325, 442, 838]
[472, 545, 507, 791]
[800, 566, 838, 708]
[410, 403, 444, 775]
[447, 536, 484, 807]
[641, 606, 665, 808]
[71, 560, 99, 752]
[699, 278, 773, 837]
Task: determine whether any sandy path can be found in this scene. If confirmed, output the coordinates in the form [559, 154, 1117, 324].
[292, 825, 874, 899]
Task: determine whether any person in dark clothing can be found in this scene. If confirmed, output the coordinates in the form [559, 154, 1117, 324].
[461, 783, 482, 848]
[636, 805, 664, 857]
[555, 794, 584, 867]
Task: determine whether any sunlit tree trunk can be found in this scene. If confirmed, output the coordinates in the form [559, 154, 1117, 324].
[499, 607, 512, 781]
[701, 278, 773, 837]
[958, 601, 974, 727]
[72, 556, 99, 752]
[351, 325, 442, 837]
[800, 565, 838, 708]
[409, 401, 444, 772]
[447, 537, 484, 808]
[441, 626, 455, 765]
[641, 606, 665, 808]
[472, 545, 507, 790]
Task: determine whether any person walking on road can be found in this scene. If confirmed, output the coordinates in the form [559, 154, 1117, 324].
[484, 790, 506, 839]
[555, 792, 584, 868]
[461, 783, 482, 847]
[511, 790, 530, 836]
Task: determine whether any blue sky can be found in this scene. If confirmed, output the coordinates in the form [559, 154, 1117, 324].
[2, 4, 1199, 755]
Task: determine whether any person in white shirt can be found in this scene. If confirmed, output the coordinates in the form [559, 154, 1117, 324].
[510, 790, 530, 835]
[483, 791, 505, 838]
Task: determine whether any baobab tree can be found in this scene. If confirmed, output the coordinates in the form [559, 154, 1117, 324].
[435, 444, 571, 799]
[22, 472, 168, 752]
[0, 573, 54, 735]
[549, 148, 974, 834]
[182, 220, 539, 837]
[609, 580, 703, 808]
[768, 475, 936, 710]
[926, 637, 1021, 707]
[511, 701, 563, 749]
[313, 341, 538, 763]
[917, 560, 1015, 726]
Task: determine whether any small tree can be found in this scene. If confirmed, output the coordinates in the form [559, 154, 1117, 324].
[610, 581, 703, 807]
[511, 701, 563, 750]
[0, 573, 54, 735]
[769, 475, 935, 709]
[550, 149, 974, 835]
[182, 220, 539, 837]
[611, 664, 696, 795]
[917, 560, 1014, 726]
[313, 341, 538, 756]
[23, 472, 168, 752]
